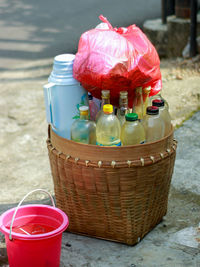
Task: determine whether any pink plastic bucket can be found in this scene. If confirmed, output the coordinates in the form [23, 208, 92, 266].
[0, 189, 69, 267]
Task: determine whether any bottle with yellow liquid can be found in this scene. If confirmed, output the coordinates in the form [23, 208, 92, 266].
[150, 93, 169, 110]
[142, 106, 165, 143]
[121, 113, 146, 146]
[133, 87, 151, 120]
[71, 106, 96, 144]
[133, 87, 143, 119]
[95, 90, 110, 121]
[117, 91, 129, 126]
[152, 99, 171, 136]
[142, 86, 151, 117]
[96, 104, 121, 146]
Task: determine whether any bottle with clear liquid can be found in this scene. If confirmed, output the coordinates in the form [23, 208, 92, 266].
[71, 106, 96, 144]
[95, 90, 110, 121]
[152, 99, 171, 136]
[96, 104, 121, 146]
[117, 91, 129, 126]
[121, 113, 146, 146]
[142, 106, 165, 143]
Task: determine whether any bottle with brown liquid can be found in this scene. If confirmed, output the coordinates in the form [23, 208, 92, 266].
[117, 91, 129, 126]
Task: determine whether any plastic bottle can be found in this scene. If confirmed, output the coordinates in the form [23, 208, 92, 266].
[142, 106, 165, 143]
[95, 90, 110, 121]
[152, 99, 171, 136]
[96, 104, 121, 146]
[150, 93, 169, 110]
[121, 113, 146, 146]
[71, 106, 96, 144]
[117, 91, 129, 126]
[88, 93, 99, 121]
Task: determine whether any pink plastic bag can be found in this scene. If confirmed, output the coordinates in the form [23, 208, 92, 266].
[73, 15, 162, 107]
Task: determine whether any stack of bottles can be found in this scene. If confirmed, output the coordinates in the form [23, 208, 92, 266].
[71, 88, 172, 146]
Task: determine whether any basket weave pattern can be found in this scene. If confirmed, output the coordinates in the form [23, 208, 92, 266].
[47, 126, 177, 245]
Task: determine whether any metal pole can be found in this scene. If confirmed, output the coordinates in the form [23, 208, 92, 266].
[190, 0, 197, 57]
[162, 0, 167, 24]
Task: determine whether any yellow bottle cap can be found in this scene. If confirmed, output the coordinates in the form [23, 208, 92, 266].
[103, 104, 113, 113]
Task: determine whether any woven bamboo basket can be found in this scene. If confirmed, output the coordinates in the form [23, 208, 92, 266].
[47, 125, 177, 245]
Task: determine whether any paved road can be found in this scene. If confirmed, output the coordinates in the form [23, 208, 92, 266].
[0, 0, 161, 69]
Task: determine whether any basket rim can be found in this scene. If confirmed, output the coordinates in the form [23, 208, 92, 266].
[47, 125, 176, 166]
[48, 124, 174, 150]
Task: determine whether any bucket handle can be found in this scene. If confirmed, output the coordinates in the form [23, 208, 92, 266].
[9, 189, 55, 240]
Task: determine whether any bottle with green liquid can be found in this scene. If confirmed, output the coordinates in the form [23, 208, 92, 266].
[71, 106, 96, 144]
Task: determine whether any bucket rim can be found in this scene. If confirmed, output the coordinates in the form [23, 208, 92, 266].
[0, 204, 69, 240]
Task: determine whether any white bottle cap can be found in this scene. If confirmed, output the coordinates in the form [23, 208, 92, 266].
[79, 106, 89, 111]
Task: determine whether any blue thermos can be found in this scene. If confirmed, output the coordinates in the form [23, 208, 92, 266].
[43, 54, 88, 139]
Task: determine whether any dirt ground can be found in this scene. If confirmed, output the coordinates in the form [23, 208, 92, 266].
[160, 56, 200, 127]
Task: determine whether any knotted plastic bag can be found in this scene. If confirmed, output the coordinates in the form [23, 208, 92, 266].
[73, 15, 162, 107]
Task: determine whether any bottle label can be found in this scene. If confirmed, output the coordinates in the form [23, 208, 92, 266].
[96, 141, 121, 147]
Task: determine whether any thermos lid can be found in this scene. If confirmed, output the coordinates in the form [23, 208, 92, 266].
[48, 54, 80, 85]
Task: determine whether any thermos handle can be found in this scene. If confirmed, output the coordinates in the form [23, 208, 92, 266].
[43, 83, 55, 124]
